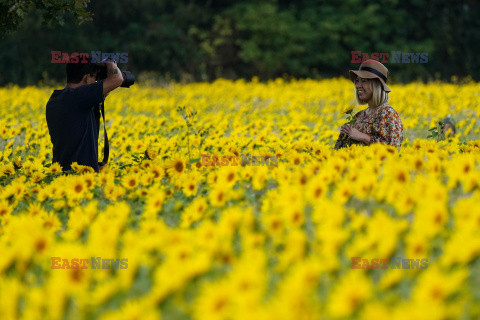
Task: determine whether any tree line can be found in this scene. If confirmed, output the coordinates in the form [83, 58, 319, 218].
[1, 0, 479, 86]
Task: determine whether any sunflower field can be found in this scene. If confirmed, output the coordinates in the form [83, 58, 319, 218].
[1, 77, 480, 320]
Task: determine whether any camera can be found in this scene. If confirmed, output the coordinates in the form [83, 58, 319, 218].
[96, 62, 135, 88]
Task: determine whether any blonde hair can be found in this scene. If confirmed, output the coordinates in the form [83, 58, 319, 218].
[354, 78, 388, 107]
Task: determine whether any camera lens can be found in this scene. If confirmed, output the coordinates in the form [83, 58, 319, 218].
[121, 71, 135, 88]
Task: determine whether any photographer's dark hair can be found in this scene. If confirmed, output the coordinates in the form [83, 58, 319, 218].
[66, 55, 97, 84]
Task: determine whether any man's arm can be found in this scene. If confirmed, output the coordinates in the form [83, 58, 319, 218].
[102, 61, 123, 95]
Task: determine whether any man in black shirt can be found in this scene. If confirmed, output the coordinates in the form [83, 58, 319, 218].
[46, 57, 123, 172]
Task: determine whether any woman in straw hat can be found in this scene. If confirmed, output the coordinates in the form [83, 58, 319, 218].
[334, 59, 404, 150]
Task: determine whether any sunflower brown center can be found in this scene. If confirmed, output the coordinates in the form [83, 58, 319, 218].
[175, 161, 184, 172]
[74, 184, 83, 193]
[35, 238, 47, 252]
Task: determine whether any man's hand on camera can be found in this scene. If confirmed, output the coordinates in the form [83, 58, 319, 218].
[104, 60, 122, 78]
[101, 60, 123, 95]
[100, 58, 117, 67]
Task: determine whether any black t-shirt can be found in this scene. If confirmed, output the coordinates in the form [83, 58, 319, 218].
[46, 81, 104, 172]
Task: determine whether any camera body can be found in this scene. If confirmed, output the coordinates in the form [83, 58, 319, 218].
[96, 63, 135, 88]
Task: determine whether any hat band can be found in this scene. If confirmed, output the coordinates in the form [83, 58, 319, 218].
[359, 66, 387, 83]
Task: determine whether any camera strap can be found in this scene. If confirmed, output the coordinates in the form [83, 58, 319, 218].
[98, 100, 109, 167]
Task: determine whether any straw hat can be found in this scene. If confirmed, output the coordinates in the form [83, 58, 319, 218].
[349, 59, 391, 92]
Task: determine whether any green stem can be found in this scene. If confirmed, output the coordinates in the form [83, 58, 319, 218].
[187, 126, 191, 161]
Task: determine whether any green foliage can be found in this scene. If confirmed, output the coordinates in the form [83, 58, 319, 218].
[340, 107, 358, 143]
[0, 0, 479, 84]
[427, 120, 445, 142]
[224, 2, 312, 77]
[176, 105, 207, 164]
[0, 0, 92, 36]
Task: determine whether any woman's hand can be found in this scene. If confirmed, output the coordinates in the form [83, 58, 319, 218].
[348, 127, 365, 141]
[340, 125, 371, 144]
[340, 125, 351, 136]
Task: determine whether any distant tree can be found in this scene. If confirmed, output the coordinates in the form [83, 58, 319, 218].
[0, 0, 92, 36]
[0, 0, 479, 84]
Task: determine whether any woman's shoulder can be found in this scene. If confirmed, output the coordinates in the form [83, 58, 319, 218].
[377, 103, 400, 116]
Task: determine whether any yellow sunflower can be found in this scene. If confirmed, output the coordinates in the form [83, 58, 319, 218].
[30, 171, 45, 183]
[2, 163, 15, 175]
[122, 173, 139, 190]
[164, 156, 187, 179]
[26, 202, 47, 216]
[209, 186, 227, 208]
[42, 211, 62, 232]
[49, 162, 63, 174]
[149, 162, 165, 180]
[182, 179, 199, 197]
[194, 281, 234, 320]
[217, 166, 239, 189]
[144, 188, 166, 219]
[0, 200, 12, 219]
[71, 162, 95, 174]
[66, 176, 87, 200]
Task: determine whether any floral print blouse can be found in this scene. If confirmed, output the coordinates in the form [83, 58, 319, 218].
[334, 102, 404, 149]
